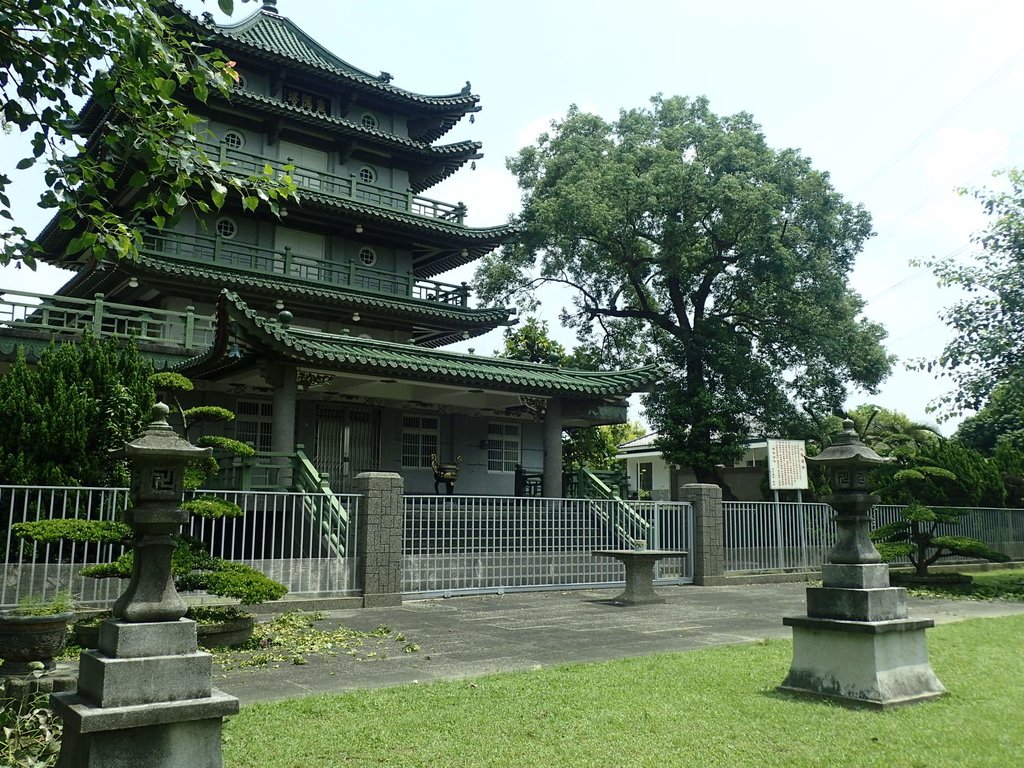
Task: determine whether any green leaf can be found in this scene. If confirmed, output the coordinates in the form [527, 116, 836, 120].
[16, 158, 35, 170]
[242, 195, 259, 212]
[156, 77, 176, 99]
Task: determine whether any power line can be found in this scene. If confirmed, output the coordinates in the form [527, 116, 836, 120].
[861, 243, 971, 306]
[853, 51, 1024, 195]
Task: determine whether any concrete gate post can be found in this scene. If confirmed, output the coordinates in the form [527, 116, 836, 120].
[353, 472, 404, 607]
[678, 483, 724, 586]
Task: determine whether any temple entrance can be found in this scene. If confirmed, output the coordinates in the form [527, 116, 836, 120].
[314, 406, 381, 492]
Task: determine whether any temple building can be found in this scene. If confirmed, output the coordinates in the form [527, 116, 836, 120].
[0, 0, 659, 496]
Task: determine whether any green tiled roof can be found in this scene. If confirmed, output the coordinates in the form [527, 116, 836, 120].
[229, 89, 482, 161]
[133, 254, 511, 323]
[292, 193, 514, 277]
[173, 3, 479, 117]
[222, 91, 480, 192]
[49, 258, 512, 347]
[185, 291, 662, 398]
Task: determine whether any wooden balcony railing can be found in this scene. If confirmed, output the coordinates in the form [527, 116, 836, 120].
[141, 227, 471, 308]
[201, 140, 468, 224]
[0, 289, 215, 350]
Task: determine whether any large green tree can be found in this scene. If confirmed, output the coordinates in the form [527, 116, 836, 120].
[921, 169, 1024, 416]
[955, 379, 1024, 454]
[0, 0, 292, 268]
[477, 96, 892, 482]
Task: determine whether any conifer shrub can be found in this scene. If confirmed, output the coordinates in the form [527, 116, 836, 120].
[10, 367, 287, 609]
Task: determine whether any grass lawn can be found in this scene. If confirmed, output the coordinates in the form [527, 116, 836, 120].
[222, 613, 1024, 768]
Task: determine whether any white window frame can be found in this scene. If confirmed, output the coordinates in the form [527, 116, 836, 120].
[487, 422, 521, 473]
[235, 399, 274, 453]
[402, 415, 440, 469]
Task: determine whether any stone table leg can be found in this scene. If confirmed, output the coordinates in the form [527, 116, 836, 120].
[615, 556, 665, 605]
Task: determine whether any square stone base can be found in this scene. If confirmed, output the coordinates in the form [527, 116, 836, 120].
[780, 616, 945, 708]
[52, 689, 238, 768]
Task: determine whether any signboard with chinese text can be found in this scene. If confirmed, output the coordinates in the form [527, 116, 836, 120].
[767, 439, 808, 490]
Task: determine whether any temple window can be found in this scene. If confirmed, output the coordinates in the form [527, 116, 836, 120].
[487, 423, 521, 473]
[222, 130, 245, 150]
[235, 400, 274, 452]
[216, 217, 238, 239]
[402, 415, 439, 468]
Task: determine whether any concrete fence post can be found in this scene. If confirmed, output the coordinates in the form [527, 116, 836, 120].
[353, 471, 404, 607]
[679, 483, 724, 585]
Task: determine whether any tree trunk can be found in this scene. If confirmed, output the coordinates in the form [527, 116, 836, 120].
[693, 465, 719, 485]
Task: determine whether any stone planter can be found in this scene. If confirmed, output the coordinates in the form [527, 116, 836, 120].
[889, 572, 973, 587]
[73, 612, 255, 650]
[0, 611, 74, 675]
[196, 613, 255, 649]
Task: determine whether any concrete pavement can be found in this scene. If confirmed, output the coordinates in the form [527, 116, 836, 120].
[217, 582, 1024, 706]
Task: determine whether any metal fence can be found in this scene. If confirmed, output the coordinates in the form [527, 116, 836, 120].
[0, 486, 360, 608]
[7, 484, 1023, 607]
[1, 486, 131, 607]
[873, 505, 1024, 562]
[723, 501, 1024, 574]
[723, 501, 835, 573]
[402, 495, 693, 598]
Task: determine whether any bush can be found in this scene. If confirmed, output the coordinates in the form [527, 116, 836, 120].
[871, 502, 1011, 576]
[0, 337, 154, 486]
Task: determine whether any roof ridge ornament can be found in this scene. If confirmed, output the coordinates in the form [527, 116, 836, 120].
[262, 0, 279, 12]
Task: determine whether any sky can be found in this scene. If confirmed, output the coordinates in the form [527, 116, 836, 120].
[4, 0, 1024, 436]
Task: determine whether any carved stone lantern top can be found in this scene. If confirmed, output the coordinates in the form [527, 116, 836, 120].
[124, 402, 213, 463]
[805, 419, 895, 470]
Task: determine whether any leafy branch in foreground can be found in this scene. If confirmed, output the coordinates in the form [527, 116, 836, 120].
[0, 0, 294, 268]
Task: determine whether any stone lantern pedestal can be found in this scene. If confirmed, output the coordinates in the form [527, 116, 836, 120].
[779, 420, 945, 708]
[51, 404, 239, 767]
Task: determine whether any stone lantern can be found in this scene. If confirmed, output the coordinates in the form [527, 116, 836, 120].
[778, 418, 945, 707]
[113, 401, 212, 622]
[806, 418, 892, 565]
[50, 403, 238, 768]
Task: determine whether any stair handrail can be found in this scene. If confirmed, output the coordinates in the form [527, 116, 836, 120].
[577, 467, 651, 545]
[292, 445, 349, 556]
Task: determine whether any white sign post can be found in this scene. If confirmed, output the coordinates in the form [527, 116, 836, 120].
[767, 439, 809, 491]
[766, 440, 809, 569]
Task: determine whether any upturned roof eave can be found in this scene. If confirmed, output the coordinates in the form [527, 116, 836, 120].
[47, 256, 515, 330]
[219, 90, 483, 159]
[181, 291, 662, 398]
[163, 2, 480, 114]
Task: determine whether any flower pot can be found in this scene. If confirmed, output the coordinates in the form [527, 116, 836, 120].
[72, 621, 101, 649]
[889, 573, 973, 587]
[73, 612, 255, 650]
[196, 613, 255, 649]
[0, 611, 74, 675]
